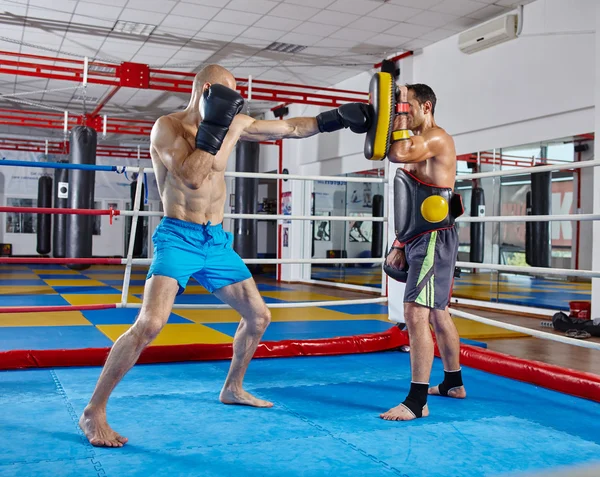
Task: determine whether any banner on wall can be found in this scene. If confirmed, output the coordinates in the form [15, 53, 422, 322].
[281, 191, 291, 224]
[0, 151, 160, 201]
[313, 212, 331, 242]
[348, 212, 372, 243]
[0, 151, 55, 194]
[347, 182, 374, 211]
[313, 180, 345, 211]
[347, 181, 376, 244]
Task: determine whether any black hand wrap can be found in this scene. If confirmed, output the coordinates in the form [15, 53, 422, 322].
[316, 103, 372, 134]
[196, 84, 245, 155]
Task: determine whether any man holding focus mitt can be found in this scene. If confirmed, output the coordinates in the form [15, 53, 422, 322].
[364, 72, 466, 422]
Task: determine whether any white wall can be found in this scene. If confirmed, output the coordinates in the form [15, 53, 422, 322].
[413, 0, 596, 154]
[258, 109, 280, 174]
[299, 72, 383, 177]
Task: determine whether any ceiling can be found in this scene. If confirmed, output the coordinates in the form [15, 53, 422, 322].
[0, 0, 535, 143]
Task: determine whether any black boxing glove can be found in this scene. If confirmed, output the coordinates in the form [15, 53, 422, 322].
[316, 102, 373, 134]
[196, 84, 245, 155]
[383, 246, 409, 283]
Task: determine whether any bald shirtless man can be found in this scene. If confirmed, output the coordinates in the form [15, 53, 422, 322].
[79, 64, 372, 447]
[380, 84, 467, 422]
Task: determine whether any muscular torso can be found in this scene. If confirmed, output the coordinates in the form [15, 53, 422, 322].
[150, 113, 251, 225]
[404, 127, 457, 190]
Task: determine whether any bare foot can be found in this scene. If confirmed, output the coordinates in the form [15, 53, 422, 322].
[79, 408, 128, 448]
[220, 388, 273, 408]
[428, 385, 467, 399]
[380, 403, 429, 421]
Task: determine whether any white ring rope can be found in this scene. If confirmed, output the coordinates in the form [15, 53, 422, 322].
[123, 167, 385, 183]
[118, 210, 386, 222]
[122, 257, 600, 278]
[449, 308, 600, 351]
[455, 261, 600, 278]
[121, 169, 144, 305]
[458, 213, 600, 223]
[126, 159, 598, 182]
[226, 171, 386, 183]
[120, 210, 598, 225]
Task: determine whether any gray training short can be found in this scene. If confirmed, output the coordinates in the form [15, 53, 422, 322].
[403, 227, 459, 310]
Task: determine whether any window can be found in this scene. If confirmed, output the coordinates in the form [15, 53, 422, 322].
[547, 143, 574, 163]
[5, 198, 37, 234]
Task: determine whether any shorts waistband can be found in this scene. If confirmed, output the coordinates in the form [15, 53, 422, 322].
[161, 216, 223, 231]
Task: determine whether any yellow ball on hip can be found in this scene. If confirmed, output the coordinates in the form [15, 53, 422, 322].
[421, 195, 449, 223]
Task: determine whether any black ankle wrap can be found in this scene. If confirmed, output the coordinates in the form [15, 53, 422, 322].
[401, 382, 428, 418]
[438, 369, 463, 396]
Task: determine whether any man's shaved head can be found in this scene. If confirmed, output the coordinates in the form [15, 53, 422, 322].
[193, 64, 236, 93]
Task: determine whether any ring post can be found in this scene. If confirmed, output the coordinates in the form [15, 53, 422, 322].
[121, 169, 144, 305]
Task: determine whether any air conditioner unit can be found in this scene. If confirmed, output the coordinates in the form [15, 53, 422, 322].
[458, 14, 518, 54]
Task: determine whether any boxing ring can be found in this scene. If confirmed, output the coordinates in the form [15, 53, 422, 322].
[0, 154, 599, 477]
[0, 50, 597, 474]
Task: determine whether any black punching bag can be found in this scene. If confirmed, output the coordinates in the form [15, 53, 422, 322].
[36, 176, 52, 255]
[525, 191, 533, 266]
[233, 141, 259, 262]
[53, 166, 69, 258]
[469, 187, 485, 263]
[531, 171, 552, 267]
[371, 194, 384, 258]
[66, 126, 97, 270]
[130, 180, 145, 257]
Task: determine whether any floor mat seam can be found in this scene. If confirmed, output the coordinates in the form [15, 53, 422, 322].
[50, 369, 107, 477]
[277, 402, 410, 477]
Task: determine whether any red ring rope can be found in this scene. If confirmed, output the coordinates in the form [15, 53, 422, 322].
[0, 304, 117, 313]
[0, 206, 121, 216]
[0, 327, 403, 370]
[429, 333, 600, 404]
[0, 258, 122, 264]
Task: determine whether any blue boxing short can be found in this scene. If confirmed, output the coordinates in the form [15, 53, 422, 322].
[147, 217, 252, 295]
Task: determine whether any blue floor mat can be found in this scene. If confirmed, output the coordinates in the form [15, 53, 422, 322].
[0, 326, 114, 351]
[206, 320, 393, 340]
[1, 352, 599, 476]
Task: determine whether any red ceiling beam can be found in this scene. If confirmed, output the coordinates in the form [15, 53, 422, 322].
[0, 108, 154, 136]
[0, 138, 67, 154]
[0, 50, 368, 108]
[373, 51, 414, 70]
[0, 137, 151, 159]
[0, 108, 79, 130]
[90, 85, 121, 118]
[575, 133, 595, 142]
[0, 51, 369, 138]
[457, 152, 570, 169]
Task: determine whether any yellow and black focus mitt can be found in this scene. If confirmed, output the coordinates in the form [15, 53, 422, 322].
[364, 72, 396, 161]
